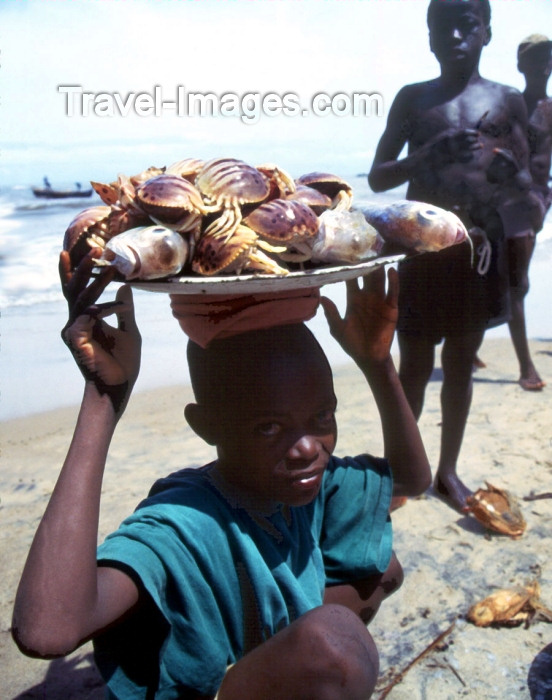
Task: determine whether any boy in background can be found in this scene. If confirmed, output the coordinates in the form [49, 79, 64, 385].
[369, 0, 538, 511]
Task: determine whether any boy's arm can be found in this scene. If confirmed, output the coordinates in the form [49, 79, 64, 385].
[368, 88, 416, 192]
[321, 268, 430, 497]
[529, 100, 552, 195]
[12, 252, 142, 657]
[489, 91, 545, 233]
[507, 90, 531, 178]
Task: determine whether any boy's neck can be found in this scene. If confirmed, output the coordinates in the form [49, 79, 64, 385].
[209, 462, 280, 515]
[439, 63, 482, 89]
[523, 81, 549, 104]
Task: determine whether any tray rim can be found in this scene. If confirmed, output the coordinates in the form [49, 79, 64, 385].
[128, 254, 405, 295]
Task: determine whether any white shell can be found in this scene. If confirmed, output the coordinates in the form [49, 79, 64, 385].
[310, 208, 382, 264]
[97, 225, 189, 280]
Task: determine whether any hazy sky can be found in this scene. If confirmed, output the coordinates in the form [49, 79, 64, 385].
[2, 0, 551, 186]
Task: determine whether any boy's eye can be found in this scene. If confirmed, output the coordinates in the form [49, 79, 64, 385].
[256, 422, 281, 437]
[316, 409, 336, 427]
[461, 20, 479, 33]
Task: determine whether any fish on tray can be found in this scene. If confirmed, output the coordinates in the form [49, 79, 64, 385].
[360, 200, 470, 255]
[62, 159, 472, 282]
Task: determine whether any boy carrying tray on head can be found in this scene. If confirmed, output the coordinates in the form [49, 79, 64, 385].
[12, 248, 430, 699]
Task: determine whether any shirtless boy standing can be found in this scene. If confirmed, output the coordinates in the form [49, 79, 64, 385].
[369, 0, 535, 511]
[500, 32, 552, 391]
[518, 33, 552, 212]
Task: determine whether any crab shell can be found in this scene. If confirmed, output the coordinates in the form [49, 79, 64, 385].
[135, 174, 206, 233]
[467, 581, 541, 627]
[196, 158, 270, 208]
[361, 200, 469, 254]
[286, 185, 332, 215]
[90, 173, 144, 214]
[63, 205, 113, 267]
[256, 163, 297, 199]
[192, 225, 288, 277]
[295, 172, 353, 210]
[129, 166, 165, 188]
[92, 225, 189, 280]
[309, 208, 382, 265]
[79, 177, 153, 247]
[165, 158, 205, 182]
[104, 206, 153, 238]
[243, 199, 319, 257]
[90, 180, 120, 206]
[464, 481, 527, 538]
[196, 158, 271, 239]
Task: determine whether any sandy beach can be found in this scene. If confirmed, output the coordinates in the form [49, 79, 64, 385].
[1, 334, 551, 699]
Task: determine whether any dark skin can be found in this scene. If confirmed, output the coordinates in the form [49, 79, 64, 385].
[479, 40, 552, 392]
[478, 42, 552, 391]
[519, 43, 552, 155]
[13, 251, 430, 698]
[369, 0, 534, 511]
[502, 40, 552, 392]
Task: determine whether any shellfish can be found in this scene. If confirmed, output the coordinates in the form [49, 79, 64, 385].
[295, 172, 353, 211]
[129, 166, 166, 188]
[196, 158, 271, 239]
[285, 185, 333, 215]
[360, 200, 469, 254]
[192, 225, 288, 276]
[467, 581, 552, 627]
[256, 163, 297, 199]
[91, 173, 143, 210]
[135, 174, 207, 235]
[464, 482, 527, 539]
[243, 199, 320, 262]
[63, 205, 113, 268]
[90, 179, 120, 206]
[90, 225, 189, 280]
[90, 174, 153, 236]
[164, 158, 205, 182]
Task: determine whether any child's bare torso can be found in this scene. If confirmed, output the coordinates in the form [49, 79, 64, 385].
[404, 77, 524, 211]
[528, 98, 552, 192]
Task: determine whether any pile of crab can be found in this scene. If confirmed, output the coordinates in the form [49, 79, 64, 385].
[63, 157, 380, 281]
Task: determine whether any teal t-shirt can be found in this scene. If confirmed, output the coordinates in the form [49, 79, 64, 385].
[94, 454, 393, 699]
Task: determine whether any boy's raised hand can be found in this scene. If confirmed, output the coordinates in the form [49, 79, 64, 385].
[321, 266, 398, 367]
[59, 249, 141, 414]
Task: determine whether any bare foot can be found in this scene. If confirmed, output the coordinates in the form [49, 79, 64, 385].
[519, 370, 546, 391]
[433, 474, 472, 513]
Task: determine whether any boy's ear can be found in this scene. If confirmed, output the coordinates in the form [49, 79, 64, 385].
[184, 403, 218, 445]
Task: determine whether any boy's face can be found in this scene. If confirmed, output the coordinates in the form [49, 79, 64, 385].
[429, 0, 490, 68]
[519, 46, 552, 82]
[212, 352, 338, 509]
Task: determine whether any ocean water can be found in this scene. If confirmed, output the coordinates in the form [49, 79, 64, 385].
[1, 178, 551, 420]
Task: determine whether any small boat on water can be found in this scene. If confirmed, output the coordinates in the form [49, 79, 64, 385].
[32, 186, 93, 199]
